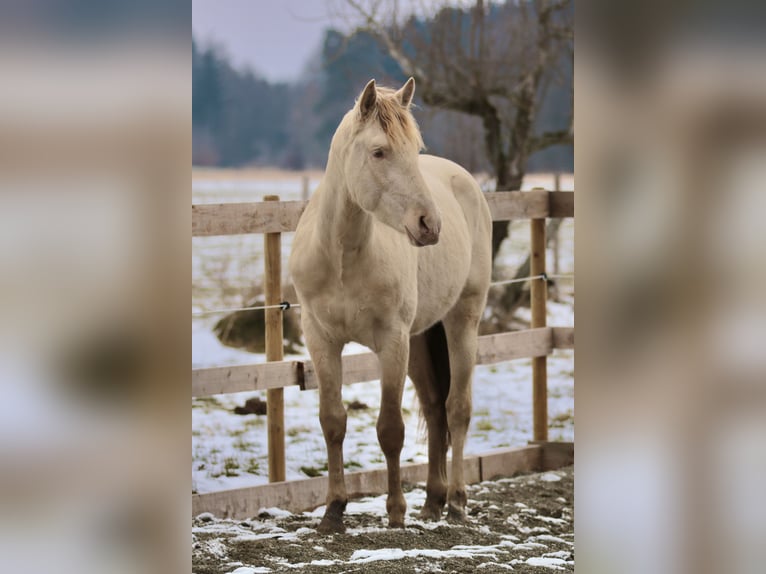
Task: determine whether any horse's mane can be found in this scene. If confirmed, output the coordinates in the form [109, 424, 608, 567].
[360, 86, 425, 151]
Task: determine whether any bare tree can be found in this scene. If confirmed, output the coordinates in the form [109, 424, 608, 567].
[338, 0, 573, 260]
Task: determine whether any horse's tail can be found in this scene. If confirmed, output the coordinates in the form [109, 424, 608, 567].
[415, 320, 451, 446]
[425, 320, 451, 409]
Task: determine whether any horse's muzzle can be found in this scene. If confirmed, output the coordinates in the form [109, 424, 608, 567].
[406, 213, 441, 246]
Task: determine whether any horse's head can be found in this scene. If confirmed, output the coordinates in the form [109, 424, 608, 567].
[342, 78, 441, 247]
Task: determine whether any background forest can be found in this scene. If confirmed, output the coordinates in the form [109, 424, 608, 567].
[192, 1, 572, 175]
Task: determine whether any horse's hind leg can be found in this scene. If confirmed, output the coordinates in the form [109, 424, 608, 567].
[442, 292, 484, 522]
[408, 324, 450, 521]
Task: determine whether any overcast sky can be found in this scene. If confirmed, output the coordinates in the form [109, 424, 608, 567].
[192, 0, 338, 83]
[192, 1, 471, 83]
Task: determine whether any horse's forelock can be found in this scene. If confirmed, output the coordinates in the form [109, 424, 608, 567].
[363, 87, 424, 151]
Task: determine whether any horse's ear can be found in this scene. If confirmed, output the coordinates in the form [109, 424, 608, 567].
[358, 79, 377, 120]
[397, 77, 415, 108]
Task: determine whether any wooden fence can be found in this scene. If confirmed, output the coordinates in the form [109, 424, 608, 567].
[192, 187, 574, 518]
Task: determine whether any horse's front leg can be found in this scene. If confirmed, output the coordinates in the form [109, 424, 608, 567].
[376, 328, 409, 528]
[443, 299, 483, 523]
[303, 320, 347, 533]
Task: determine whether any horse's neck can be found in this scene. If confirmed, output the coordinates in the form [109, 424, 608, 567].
[317, 159, 374, 256]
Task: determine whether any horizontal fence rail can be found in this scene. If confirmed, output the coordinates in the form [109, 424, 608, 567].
[193, 441, 574, 518]
[192, 326, 573, 398]
[192, 190, 574, 237]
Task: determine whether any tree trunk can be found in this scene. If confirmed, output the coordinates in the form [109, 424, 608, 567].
[490, 172, 523, 264]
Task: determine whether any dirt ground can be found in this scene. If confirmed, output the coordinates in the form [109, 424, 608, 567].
[193, 465, 574, 573]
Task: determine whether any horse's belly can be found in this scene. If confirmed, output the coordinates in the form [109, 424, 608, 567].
[410, 281, 466, 334]
[411, 236, 472, 334]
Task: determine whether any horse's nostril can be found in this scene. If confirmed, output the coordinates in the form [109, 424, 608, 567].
[419, 215, 430, 233]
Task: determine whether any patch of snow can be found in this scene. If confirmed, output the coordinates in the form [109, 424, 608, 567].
[506, 513, 551, 535]
[349, 546, 502, 563]
[264, 526, 316, 542]
[397, 518, 444, 531]
[495, 478, 518, 485]
[233, 531, 289, 542]
[525, 556, 567, 569]
[540, 472, 562, 482]
[193, 522, 259, 537]
[544, 550, 572, 559]
[311, 489, 431, 523]
[533, 515, 569, 526]
[343, 526, 395, 536]
[345, 496, 390, 516]
[349, 548, 408, 563]
[515, 542, 549, 551]
[203, 538, 229, 558]
[451, 544, 503, 552]
[305, 505, 325, 518]
[308, 559, 338, 566]
[226, 567, 272, 574]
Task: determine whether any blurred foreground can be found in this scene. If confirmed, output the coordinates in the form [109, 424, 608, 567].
[577, 2, 766, 573]
[0, 3, 189, 573]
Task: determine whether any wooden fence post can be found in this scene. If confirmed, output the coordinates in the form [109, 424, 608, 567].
[553, 173, 561, 277]
[530, 191, 548, 442]
[264, 195, 286, 482]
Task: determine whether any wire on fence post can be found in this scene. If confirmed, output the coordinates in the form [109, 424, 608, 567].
[191, 302, 300, 317]
[264, 195, 286, 482]
[530, 191, 548, 442]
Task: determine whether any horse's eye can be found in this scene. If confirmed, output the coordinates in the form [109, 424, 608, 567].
[372, 149, 385, 159]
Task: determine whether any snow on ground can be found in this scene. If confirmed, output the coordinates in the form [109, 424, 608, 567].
[192, 173, 574, 494]
[192, 466, 575, 573]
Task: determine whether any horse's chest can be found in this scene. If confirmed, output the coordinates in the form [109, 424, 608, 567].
[308, 274, 411, 345]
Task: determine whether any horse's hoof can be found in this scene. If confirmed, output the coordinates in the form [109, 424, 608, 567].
[317, 500, 346, 534]
[388, 518, 405, 528]
[446, 505, 467, 524]
[419, 504, 443, 522]
[317, 514, 345, 534]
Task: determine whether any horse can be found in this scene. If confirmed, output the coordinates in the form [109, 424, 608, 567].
[288, 77, 491, 533]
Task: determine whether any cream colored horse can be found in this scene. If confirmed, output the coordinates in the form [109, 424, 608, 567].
[289, 78, 491, 533]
